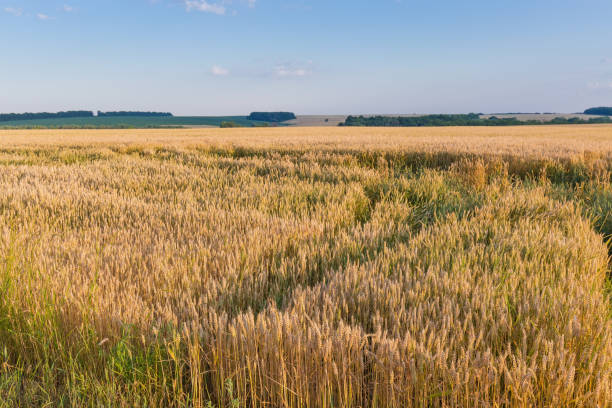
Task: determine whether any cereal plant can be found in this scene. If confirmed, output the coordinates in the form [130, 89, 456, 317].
[0, 127, 610, 407]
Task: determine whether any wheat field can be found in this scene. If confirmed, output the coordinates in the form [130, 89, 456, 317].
[0, 126, 611, 407]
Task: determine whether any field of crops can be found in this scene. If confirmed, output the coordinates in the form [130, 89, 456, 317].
[0, 116, 269, 129]
[0, 126, 611, 407]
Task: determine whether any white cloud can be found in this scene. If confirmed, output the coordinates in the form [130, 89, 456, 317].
[182, 0, 255, 15]
[37, 13, 51, 20]
[275, 67, 309, 77]
[63, 5, 73, 12]
[184, 0, 226, 15]
[211, 65, 230, 76]
[4, 7, 22, 16]
[273, 62, 313, 78]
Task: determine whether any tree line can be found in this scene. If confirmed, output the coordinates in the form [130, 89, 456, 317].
[340, 114, 612, 127]
[0, 111, 93, 122]
[584, 107, 612, 116]
[0, 111, 175, 122]
[247, 112, 296, 122]
[97, 111, 173, 117]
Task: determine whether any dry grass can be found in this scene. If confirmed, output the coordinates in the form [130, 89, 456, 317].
[0, 127, 611, 407]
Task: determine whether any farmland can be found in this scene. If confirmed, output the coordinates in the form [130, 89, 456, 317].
[2, 114, 608, 129]
[0, 126, 611, 407]
[0, 116, 270, 129]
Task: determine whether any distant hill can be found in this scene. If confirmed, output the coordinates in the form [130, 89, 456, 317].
[247, 112, 296, 122]
[584, 107, 612, 116]
[0, 116, 274, 129]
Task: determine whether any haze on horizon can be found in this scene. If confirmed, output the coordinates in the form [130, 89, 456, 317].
[1, 0, 611, 116]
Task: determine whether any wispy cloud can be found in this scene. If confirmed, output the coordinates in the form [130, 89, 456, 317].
[36, 13, 52, 20]
[184, 0, 226, 15]
[272, 61, 313, 78]
[587, 80, 612, 90]
[182, 0, 256, 15]
[4, 7, 23, 16]
[274, 66, 309, 77]
[211, 65, 230, 76]
[63, 5, 74, 12]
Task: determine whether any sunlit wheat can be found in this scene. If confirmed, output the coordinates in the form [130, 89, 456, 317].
[0, 127, 610, 407]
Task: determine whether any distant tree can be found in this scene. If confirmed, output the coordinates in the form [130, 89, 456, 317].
[247, 112, 296, 122]
[584, 107, 612, 116]
[0, 111, 93, 122]
[220, 121, 242, 128]
[339, 114, 612, 127]
[97, 111, 173, 117]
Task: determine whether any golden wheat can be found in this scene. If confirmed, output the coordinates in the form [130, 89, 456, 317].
[0, 127, 610, 407]
[1, 125, 612, 158]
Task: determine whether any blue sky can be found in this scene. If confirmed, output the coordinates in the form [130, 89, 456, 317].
[1, 0, 611, 115]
